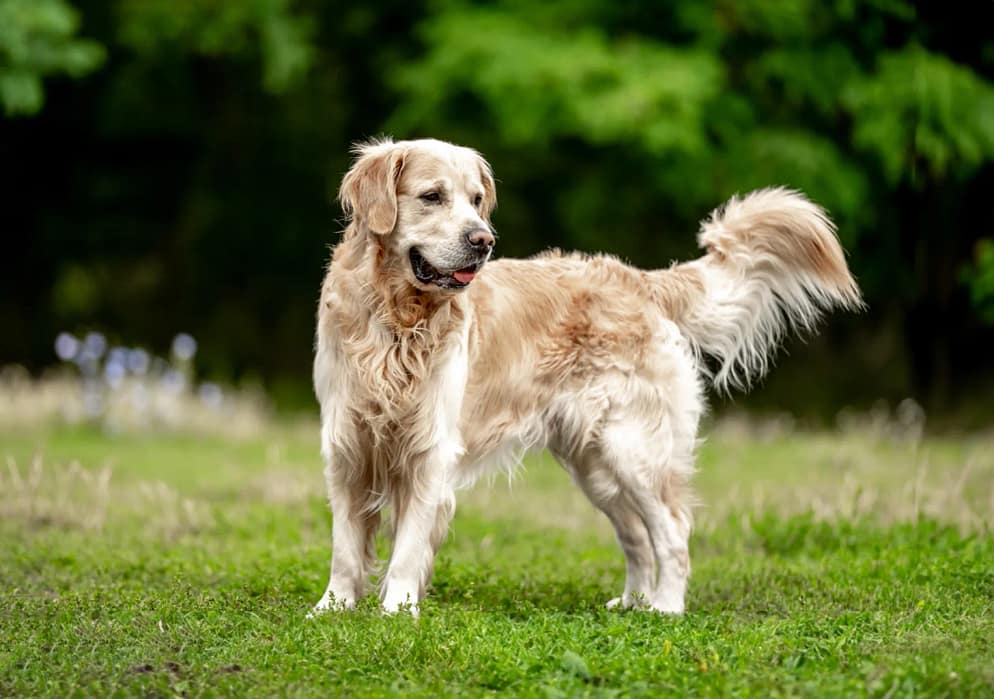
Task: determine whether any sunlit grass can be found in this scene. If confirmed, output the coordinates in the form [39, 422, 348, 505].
[2, 413, 993, 696]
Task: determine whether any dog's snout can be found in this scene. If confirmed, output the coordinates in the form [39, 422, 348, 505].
[466, 229, 495, 250]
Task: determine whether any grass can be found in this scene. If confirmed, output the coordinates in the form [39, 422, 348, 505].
[2, 421, 993, 697]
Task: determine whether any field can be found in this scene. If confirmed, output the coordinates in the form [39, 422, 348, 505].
[2, 417, 993, 697]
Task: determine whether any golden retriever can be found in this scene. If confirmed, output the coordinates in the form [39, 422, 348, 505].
[311, 138, 861, 616]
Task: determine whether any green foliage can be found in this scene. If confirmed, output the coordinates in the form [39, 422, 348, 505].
[963, 239, 994, 325]
[844, 44, 994, 186]
[51, 264, 99, 317]
[0, 0, 104, 115]
[716, 129, 871, 242]
[392, 8, 722, 154]
[750, 45, 862, 116]
[116, 0, 315, 92]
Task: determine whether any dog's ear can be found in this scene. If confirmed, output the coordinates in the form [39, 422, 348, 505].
[339, 140, 407, 235]
[476, 153, 497, 223]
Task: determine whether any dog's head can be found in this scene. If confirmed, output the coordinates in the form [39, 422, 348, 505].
[339, 138, 497, 291]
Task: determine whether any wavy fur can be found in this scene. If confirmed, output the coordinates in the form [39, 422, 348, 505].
[660, 187, 863, 391]
[312, 141, 861, 618]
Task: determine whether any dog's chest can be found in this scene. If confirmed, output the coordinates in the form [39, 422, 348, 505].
[338, 318, 464, 417]
[316, 286, 471, 472]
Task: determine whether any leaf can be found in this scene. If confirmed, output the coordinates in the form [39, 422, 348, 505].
[115, 0, 314, 93]
[389, 9, 723, 156]
[842, 44, 994, 186]
[961, 239, 994, 325]
[0, 0, 106, 116]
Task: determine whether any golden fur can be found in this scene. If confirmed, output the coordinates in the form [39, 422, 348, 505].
[311, 138, 861, 616]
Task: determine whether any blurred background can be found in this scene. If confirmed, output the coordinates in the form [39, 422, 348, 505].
[3, 0, 994, 425]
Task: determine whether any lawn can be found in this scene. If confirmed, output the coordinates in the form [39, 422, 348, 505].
[2, 420, 993, 697]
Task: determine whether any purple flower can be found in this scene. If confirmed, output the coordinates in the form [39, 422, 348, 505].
[55, 333, 80, 361]
[172, 333, 197, 361]
[82, 332, 107, 360]
[127, 348, 150, 375]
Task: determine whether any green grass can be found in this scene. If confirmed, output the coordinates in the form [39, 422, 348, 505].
[2, 423, 993, 697]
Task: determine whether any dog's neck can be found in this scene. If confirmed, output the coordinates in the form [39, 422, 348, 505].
[333, 226, 466, 337]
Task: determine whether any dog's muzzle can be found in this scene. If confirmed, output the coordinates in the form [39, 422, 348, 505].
[409, 247, 489, 289]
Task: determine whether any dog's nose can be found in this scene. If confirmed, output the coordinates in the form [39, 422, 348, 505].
[466, 229, 495, 250]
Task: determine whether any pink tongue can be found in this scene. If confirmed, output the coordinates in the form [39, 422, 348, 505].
[452, 269, 476, 284]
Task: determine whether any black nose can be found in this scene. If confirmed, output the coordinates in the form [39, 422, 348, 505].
[466, 229, 495, 250]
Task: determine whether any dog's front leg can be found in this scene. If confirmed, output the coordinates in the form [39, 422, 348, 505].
[381, 466, 453, 616]
[313, 466, 378, 614]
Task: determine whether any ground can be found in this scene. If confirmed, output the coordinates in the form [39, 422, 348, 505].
[2, 418, 993, 697]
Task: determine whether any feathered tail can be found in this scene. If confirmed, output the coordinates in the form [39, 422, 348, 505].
[656, 187, 863, 391]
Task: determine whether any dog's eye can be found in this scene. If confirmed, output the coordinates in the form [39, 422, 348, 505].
[420, 192, 441, 204]
[473, 194, 483, 208]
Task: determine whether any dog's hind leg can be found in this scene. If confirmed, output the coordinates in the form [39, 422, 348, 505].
[627, 485, 692, 614]
[592, 369, 700, 614]
[566, 458, 656, 609]
[592, 434, 694, 614]
[604, 423, 696, 614]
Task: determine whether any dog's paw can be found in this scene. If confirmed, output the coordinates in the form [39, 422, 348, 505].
[381, 596, 420, 617]
[647, 605, 684, 615]
[606, 592, 651, 610]
[381, 584, 420, 618]
[381, 600, 420, 618]
[646, 596, 685, 615]
[307, 592, 355, 618]
[646, 585, 686, 614]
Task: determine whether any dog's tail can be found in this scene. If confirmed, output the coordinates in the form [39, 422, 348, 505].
[653, 187, 863, 392]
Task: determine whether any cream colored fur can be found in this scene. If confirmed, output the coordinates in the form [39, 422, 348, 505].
[311, 138, 861, 616]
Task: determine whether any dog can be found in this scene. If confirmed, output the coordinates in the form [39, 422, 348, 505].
[311, 137, 861, 616]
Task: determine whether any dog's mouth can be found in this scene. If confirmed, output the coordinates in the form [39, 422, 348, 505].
[409, 248, 484, 289]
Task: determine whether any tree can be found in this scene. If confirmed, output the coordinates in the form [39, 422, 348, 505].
[3, 0, 994, 415]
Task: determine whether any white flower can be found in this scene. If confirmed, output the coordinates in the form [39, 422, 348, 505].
[198, 382, 223, 410]
[82, 389, 103, 418]
[161, 369, 186, 393]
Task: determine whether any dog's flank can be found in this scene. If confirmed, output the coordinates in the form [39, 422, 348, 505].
[312, 138, 861, 617]
[652, 187, 863, 391]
